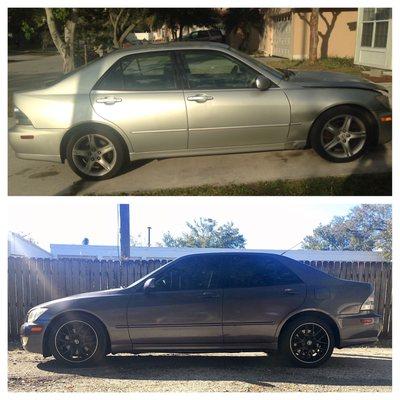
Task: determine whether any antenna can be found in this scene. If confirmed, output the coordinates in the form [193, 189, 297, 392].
[280, 240, 303, 256]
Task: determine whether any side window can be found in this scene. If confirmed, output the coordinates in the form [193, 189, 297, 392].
[95, 52, 177, 91]
[223, 254, 302, 289]
[181, 50, 258, 90]
[153, 255, 219, 292]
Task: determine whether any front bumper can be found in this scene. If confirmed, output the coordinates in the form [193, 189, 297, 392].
[9, 124, 64, 163]
[337, 312, 382, 348]
[20, 322, 46, 355]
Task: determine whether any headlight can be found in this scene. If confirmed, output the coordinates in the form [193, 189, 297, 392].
[13, 106, 32, 125]
[27, 307, 48, 323]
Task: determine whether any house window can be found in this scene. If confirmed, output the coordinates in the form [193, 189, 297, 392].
[361, 8, 391, 48]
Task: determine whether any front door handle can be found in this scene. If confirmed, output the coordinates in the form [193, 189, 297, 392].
[187, 94, 214, 103]
[96, 96, 122, 105]
[201, 291, 220, 298]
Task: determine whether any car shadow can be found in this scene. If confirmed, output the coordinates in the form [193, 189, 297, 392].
[37, 353, 391, 388]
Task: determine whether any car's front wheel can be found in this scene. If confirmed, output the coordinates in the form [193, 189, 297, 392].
[48, 314, 108, 367]
[310, 106, 374, 163]
[66, 128, 127, 180]
[279, 316, 334, 368]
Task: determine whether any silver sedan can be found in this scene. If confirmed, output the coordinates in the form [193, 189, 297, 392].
[9, 42, 392, 180]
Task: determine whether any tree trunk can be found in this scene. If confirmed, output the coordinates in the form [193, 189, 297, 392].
[257, 9, 270, 55]
[309, 8, 319, 63]
[45, 8, 77, 73]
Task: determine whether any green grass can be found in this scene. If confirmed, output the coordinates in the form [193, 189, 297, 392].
[257, 56, 364, 76]
[107, 172, 391, 196]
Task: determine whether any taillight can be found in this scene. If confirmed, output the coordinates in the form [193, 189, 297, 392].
[14, 106, 32, 126]
[360, 291, 375, 312]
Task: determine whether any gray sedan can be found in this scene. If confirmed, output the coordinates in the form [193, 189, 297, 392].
[20, 252, 381, 368]
[10, 42, 392, 180]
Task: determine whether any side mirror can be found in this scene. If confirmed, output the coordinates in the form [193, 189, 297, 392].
[143, 278, 155, 292]
[255, 75, 271, 91]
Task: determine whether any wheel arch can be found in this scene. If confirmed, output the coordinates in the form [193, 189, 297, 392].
[306, 103, 379, 148]
[59, 121, 131, 163]
[42, 310, 112, 357]
[277, 309, 341, 349]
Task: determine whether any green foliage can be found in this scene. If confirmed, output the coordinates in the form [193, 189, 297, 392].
[302, 204, 392, 260]
[162, 218, 246, 249]
[223, 8, 264, 51]
[150, 8, 220, 39]
[112, 173, 391, 197]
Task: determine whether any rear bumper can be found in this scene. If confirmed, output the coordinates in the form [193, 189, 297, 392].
[20, 322, 45, 355]
[337, 312, 382, 348]
[9, 124, 64, 163]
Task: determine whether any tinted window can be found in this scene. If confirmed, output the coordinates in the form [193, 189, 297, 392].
[96, 52, 177, 91]
[153, 255, 220, 292]
[181, 50, 258, 90]
[222, 254, 302, 289]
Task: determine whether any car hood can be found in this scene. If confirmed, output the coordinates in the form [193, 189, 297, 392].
[32, 288, 124, 310]
[288, 70, 387, 92]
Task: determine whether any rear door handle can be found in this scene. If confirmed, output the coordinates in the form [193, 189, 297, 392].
[187, 94, 214, 103]
[96, 96, 122, 105]
[283, 288, 298, 295]
[201, 291, 220, 298]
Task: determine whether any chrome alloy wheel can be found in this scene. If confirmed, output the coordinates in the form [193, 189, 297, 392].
[289, 323, 330, 364]
[321, 114, 367, 159]
[72, 134, 117, 177]
[55, 320, 99, 363]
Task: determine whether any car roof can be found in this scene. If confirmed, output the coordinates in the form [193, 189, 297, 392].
[113, 41, 230, 55]
[178, 251, 283, 258]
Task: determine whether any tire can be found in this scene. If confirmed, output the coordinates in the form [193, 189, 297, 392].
[310, 105, 375, 163]
[48, 314, 108, 367]
[279, 316, 334, 368]
[66, 127, 127, 180]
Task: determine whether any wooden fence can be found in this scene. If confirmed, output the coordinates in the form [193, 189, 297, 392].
[8, 257, 392, 340]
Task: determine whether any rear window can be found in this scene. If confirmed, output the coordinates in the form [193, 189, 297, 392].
[94, 51, 177, 91]
[222, 254, 303, 289]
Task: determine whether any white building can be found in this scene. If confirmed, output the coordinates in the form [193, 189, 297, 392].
[50, 244, 385, 263]
[8, 232, 51, 258]
[354, 8, 392, 70]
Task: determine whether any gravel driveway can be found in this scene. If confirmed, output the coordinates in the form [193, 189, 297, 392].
[8, 346, 391, 392]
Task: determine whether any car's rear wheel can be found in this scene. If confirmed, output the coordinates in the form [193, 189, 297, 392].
[66, 128, 127, 180]
[310, 106, 374, 162]
[279, 316, 334, 368]
[49, 314, 107, 367]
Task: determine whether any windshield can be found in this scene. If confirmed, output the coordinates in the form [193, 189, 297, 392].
[127, 258, 175, 288]
[229, 47, 285, 80]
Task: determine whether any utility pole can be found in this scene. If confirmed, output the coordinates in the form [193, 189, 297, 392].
[119, 204, 130, 259]
[147, 226, 152, 247]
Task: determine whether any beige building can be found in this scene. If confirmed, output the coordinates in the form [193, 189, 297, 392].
[259, 8, 358, 60]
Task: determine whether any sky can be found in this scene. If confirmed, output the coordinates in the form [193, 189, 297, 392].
[7, 198, 373, 252]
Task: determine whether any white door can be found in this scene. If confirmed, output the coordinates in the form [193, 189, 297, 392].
[354, 8, 392, 70]
[272, 14, 292, 58]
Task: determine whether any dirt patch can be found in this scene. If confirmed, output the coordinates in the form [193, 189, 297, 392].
[8, 347, 391, 392]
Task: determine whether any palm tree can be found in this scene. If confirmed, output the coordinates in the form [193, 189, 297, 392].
[309, 8, 319, 63]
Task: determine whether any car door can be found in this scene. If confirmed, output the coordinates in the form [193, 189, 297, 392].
[222, 254, 306, 343]
[178, 50, 291, 149]
[90, 51, 188, 153]
[127, 254, 223, 348]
